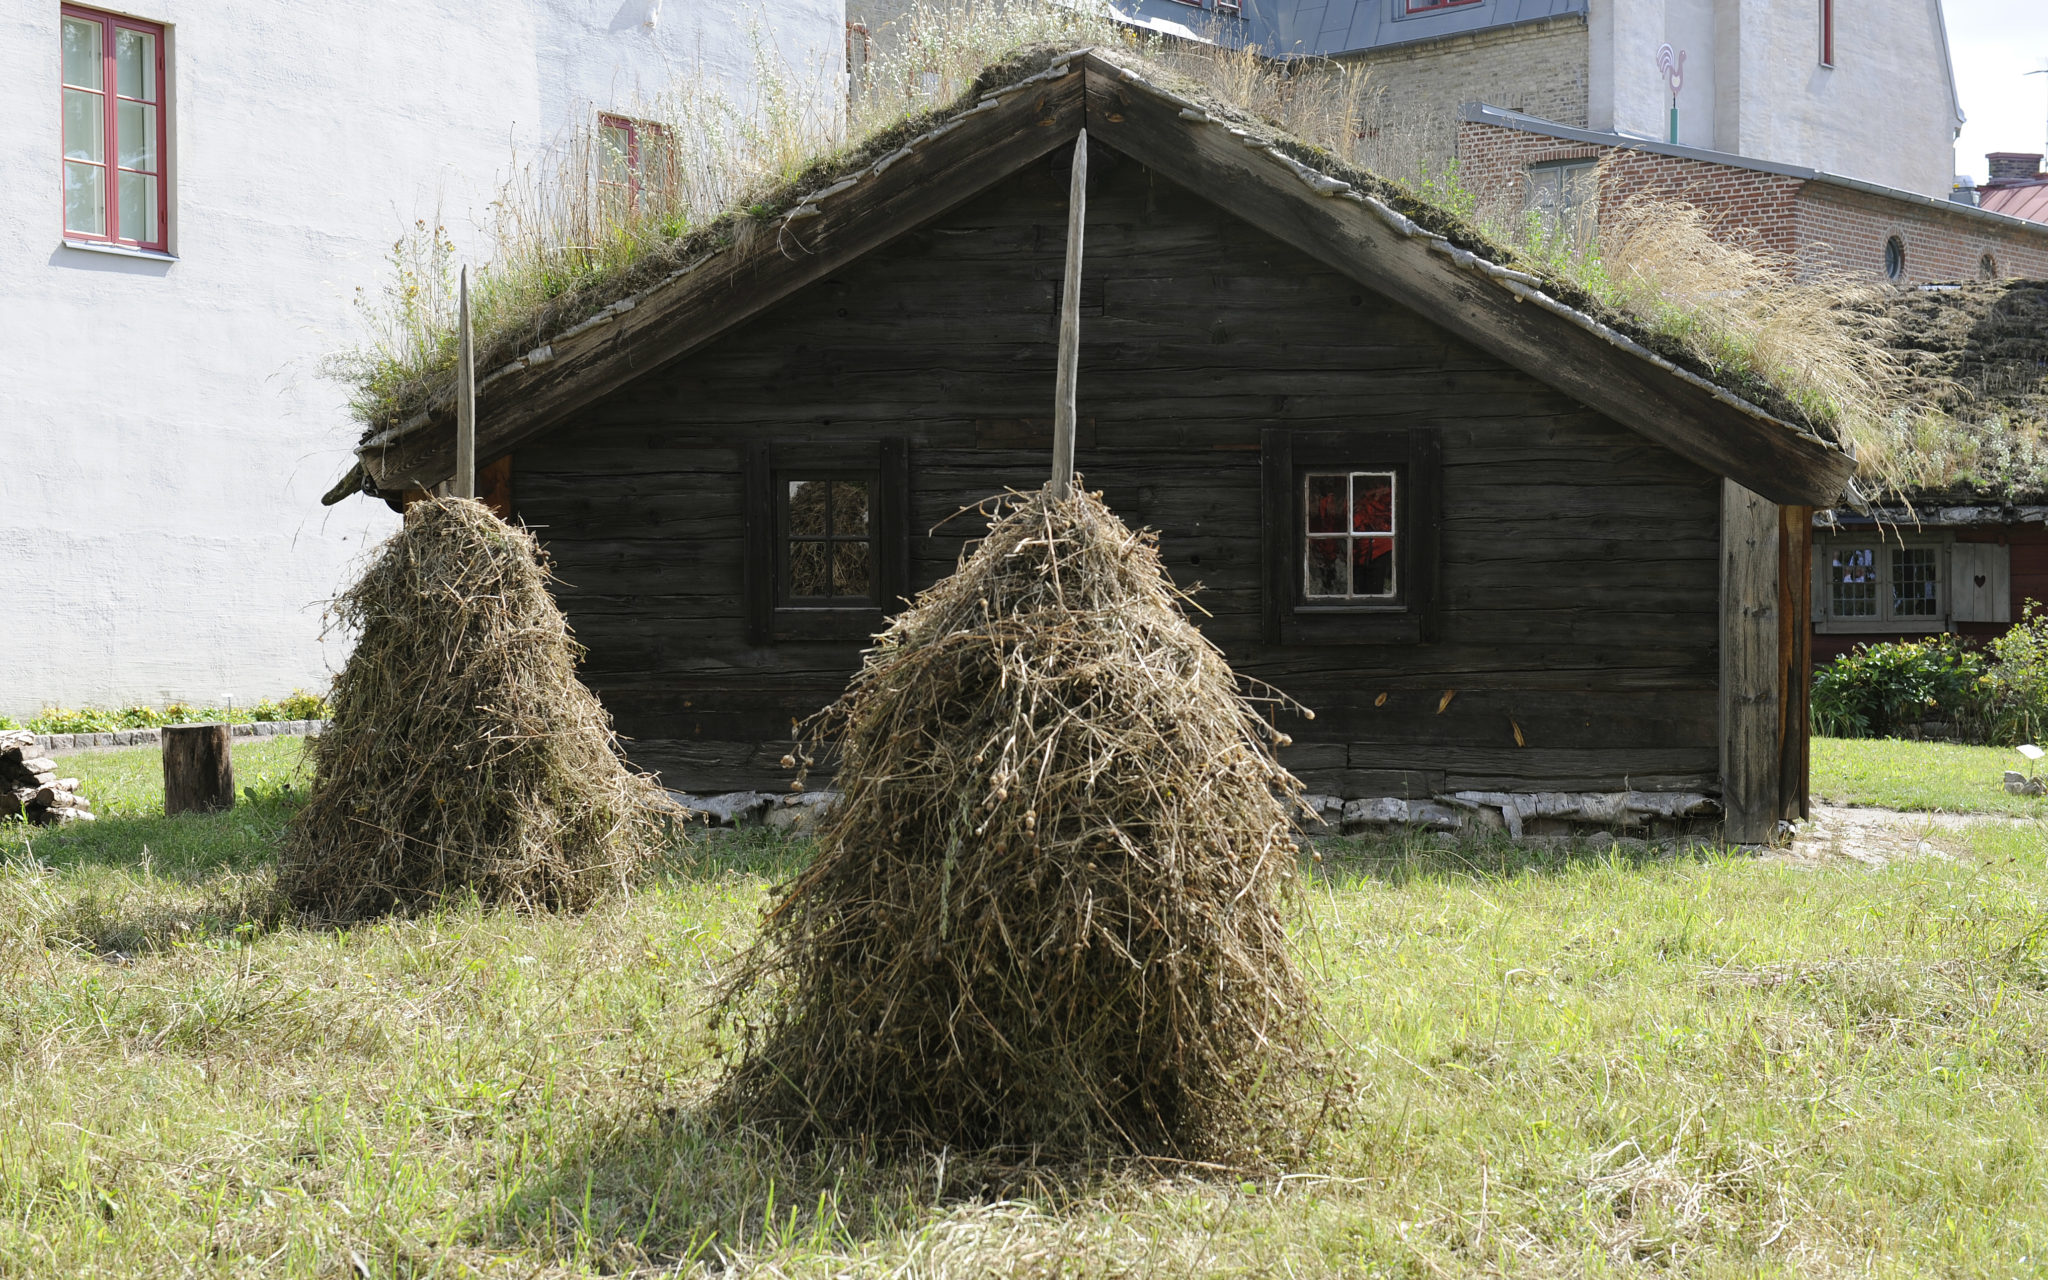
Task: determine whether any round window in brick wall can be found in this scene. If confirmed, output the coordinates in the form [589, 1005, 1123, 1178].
[1981, 253, 2000, 281]
[1884, 235, 1906, 281]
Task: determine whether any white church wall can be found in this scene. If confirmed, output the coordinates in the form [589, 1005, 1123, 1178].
[0, 0, 843, 718]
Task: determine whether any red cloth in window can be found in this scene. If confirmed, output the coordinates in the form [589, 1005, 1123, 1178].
[1353, 483, 1392, 558]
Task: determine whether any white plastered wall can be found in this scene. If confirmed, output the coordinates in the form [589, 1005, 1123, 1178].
[0, 0, 843, 719]
[1591, 0, 1959, 197]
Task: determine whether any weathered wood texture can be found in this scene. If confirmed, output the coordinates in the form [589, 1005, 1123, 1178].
[1778, 505, 1814, 821]
[516, 157, 1728, 797]
[163, 723, 235, 816]
[1719, 482, 1785, 842]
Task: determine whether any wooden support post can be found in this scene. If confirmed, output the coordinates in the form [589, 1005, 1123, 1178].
[1720, 480, 1783, 843]
[455, 264, 477, 501]
[163, 723, 235, 816]
[1777, 505, 1815, 821]
[1050, 129, 1087, 500]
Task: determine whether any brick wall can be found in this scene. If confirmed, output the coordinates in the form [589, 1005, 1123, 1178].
[1458, 119, 2048, 285]
[1795, 185, 2048, 285]
[1343, 16, 1589, 183]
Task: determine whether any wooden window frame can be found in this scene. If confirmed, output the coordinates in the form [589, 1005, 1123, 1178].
[1262, 428, 1441, 645]
[1402, 0, 1482, 15]
[598, 112, 666, 213]
[61, 5, 168, 251]
[1811, 534, 1951, 634]
[1818, 0, 1834, 67]
[744, 437, 909, 644]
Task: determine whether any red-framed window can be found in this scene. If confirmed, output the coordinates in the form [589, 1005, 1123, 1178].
[598, 113, 670, 216]
[1818, 0, 1834, 65]
[61, 6, 167, 250]
[1405, 0, 1482, 13]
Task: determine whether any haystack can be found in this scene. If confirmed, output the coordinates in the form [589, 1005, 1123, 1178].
[279, 497, 669, 921]
[716, 487, 1328, 1157]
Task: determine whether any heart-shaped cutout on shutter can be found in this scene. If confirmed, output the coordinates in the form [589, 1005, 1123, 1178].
[1976, 574, 1988, 588]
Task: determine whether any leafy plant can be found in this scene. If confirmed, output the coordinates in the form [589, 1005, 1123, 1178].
[1984, 600, 2048, 746]
[1811, 634, 1990, 740]
[23, 692, 332, 736]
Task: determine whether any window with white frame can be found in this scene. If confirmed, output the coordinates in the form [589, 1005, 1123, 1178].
[1817, 540, 1945, 630]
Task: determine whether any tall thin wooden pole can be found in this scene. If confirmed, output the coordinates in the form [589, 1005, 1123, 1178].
[454, 264, 477, 500]
[1050, 130, 1088, 500]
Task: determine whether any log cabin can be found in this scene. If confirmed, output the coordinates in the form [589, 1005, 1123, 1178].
[341, 48, 1858, 842]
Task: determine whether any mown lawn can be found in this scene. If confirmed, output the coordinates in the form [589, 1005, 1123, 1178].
[2, 739, 2047, 1277]
[1813, 735, 2048, 817]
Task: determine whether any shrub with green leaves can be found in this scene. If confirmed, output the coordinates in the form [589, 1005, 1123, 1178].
[1811, 634, 1991, 740]
[21, 691, 333, 736]
[1985, 601, 2048, 746]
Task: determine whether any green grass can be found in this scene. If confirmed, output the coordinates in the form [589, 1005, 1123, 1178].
[4, 742, 2048, 1276]
[1814, 735, 2048, 817]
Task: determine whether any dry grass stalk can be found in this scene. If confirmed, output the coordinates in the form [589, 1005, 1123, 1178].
[279, 498, 670, 921]
[714, 486, 1335, 1157]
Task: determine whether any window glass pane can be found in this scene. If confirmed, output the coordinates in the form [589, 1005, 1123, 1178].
[833, 542, 872, 599]
[118, 169, 156, 242]
[1305, 537, 1346, 597]
[1829, 547, 1877, 618]
[115, 28, 154, 101]
[1306, 474, 1347, 533]
[787, 542, 829, 598]
[1892, 546, 1939, 618]
[118, 100, 156, 172]
[787, 480, 828, 536]
[600, 122, 631, 186]
[63, 88, 103, 162]
[641, 127, 674, 193]
[1352, 473, 1394, 534]
[1353, 536, 1395, 596]
[62, 17, 102, 89]
[831, 481, 869, 533]
[65, 162, 106, 234]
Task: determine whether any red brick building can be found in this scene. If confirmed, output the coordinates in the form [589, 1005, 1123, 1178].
[1978, 152, 2048, 226]
[1457, 106, 2048, 284]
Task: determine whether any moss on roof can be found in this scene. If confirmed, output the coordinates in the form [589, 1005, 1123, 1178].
[1873, 281, 2048, 502]
[352, 42, 1834, 450]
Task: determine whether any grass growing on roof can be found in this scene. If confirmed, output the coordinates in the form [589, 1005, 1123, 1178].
[7, 747, 2048, 1274]
[331, 2, 1919, 496]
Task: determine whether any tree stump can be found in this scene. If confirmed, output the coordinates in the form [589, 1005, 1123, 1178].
[163, 723, 235, 815]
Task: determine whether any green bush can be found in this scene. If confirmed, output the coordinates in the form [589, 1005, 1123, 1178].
[1985, 602, 2048, 746]
[1811, 634, 1991, 740]
[1813, 604, 2048, 746]
[22, 691, 333, 736]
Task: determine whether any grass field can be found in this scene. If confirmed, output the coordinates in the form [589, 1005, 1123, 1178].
[3, 739, 2047, 1277]
[1813, 736, 2048, 817]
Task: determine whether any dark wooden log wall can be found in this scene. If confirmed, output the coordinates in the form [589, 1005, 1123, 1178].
[514, 155, 1725, 798]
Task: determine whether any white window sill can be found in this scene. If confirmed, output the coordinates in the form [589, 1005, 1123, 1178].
[61, 239, 178, 263]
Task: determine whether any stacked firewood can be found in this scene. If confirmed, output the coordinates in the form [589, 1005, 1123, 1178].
[1, 731, 95, 825]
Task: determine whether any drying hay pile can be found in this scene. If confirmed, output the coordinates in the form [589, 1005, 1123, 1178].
[280, 497, 669, 921]
[716, 488, 1331, 1158]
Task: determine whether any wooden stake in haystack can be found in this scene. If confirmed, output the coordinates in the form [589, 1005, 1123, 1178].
[713, 133, 1334, 1157]
[279, 281, 670, 920]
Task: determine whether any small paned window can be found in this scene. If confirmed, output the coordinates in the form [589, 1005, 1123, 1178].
[1817, 539, 1946, 632]
[597, 113, 669, 216]
[1884, 235, 1906, 281]
[1405, 0, 1482, 12]
[61, 6, 167, 251]
[1524, 159, 1596, 231]
[782, 478, 874, 604]
[1303, 472, 1397, 600]
[1981, 253, 1999, 280]
[744, 439, 910, 643]
[1818, 0, 1834, 66]
[1263, 428, 1441, 645]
